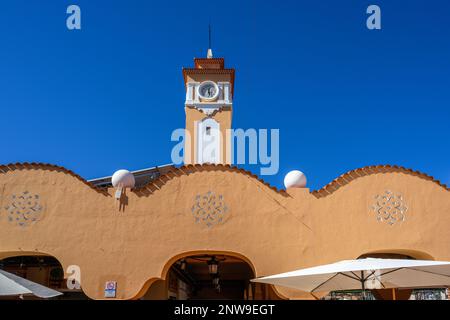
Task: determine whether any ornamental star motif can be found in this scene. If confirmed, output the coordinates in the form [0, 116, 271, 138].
[191, 191, 228, 228]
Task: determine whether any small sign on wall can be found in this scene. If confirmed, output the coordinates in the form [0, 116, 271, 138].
[104, 281, 117, 298]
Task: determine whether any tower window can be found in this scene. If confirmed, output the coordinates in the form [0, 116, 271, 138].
[206, 126, 211, 135]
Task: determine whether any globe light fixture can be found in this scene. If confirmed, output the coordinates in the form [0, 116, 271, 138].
[284, 170, 307, 189]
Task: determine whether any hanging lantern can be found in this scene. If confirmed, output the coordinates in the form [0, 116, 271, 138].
[208, 257, 219, 275]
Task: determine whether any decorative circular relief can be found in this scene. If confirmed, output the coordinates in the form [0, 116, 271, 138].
[4, 191, 43, 227]
[191, 191, 228, 228]
[371, 190, 407, 226]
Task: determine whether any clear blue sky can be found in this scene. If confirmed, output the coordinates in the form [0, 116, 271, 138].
[1, 0, 449, 190]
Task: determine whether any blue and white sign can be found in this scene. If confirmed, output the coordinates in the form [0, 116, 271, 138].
[104, 281, 117, 298]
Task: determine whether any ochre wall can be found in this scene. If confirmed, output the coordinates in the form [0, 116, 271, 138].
[0, 164, 448, 300]
[184, 107, 232, 164]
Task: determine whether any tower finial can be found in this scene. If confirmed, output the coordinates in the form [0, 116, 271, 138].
[207, 23, 213, 59]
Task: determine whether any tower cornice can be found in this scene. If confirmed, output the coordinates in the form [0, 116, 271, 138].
[182, 68, 235, 96]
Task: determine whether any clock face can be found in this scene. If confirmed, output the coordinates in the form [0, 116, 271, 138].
[200, 84, 216, 98]
[198, 81, 219, 101]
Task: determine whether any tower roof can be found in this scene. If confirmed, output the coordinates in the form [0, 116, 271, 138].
[194, 57, 224, 69]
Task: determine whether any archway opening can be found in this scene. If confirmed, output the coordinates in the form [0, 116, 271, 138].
[141, 254, 280, 300]
[358, 252, 415, 260]
[0, 255, 89, 300]
[359, 252, 447, 300]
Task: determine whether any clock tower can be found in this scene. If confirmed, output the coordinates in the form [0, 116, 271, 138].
[182, 50, 235, 164]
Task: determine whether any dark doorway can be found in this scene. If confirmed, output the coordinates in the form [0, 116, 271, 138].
[0, 255, 89, 300]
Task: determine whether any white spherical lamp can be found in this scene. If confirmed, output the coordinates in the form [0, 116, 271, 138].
[111, 169, 135, 188]
[111, 170, 135, 200]
[284, 170, 307, 189]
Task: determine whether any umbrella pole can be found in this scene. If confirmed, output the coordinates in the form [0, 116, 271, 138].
[392, 288, 396, 300]
[361, 271, 366, 300]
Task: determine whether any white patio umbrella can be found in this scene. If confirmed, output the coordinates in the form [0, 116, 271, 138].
[0, 269, 63, 298]
[252, 258, 450, 298]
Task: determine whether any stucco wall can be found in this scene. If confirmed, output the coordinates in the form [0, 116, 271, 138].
[0, 164, 448, 299]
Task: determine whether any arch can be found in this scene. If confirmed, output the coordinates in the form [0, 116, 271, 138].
[355, 249, 439, 300]
[357, 249, 435, 260]
[0, 251, 51, 260]
[160, 250, 257, 280]
[0, 251, 88, 299]
[132, 250, 264, 300]
[0, 250, 71, 270]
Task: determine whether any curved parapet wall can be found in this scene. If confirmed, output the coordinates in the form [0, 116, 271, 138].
[0, 163, 448, 299]
[312, 164, 448, 198]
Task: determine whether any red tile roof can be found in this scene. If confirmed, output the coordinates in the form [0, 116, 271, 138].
[0, 163, 447, 199]
[0, 162, 107, 194]
[132, 164, 287, 196]
[311, 164, 449, 198]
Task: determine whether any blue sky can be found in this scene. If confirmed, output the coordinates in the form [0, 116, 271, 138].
[1, 0, 449, 190]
